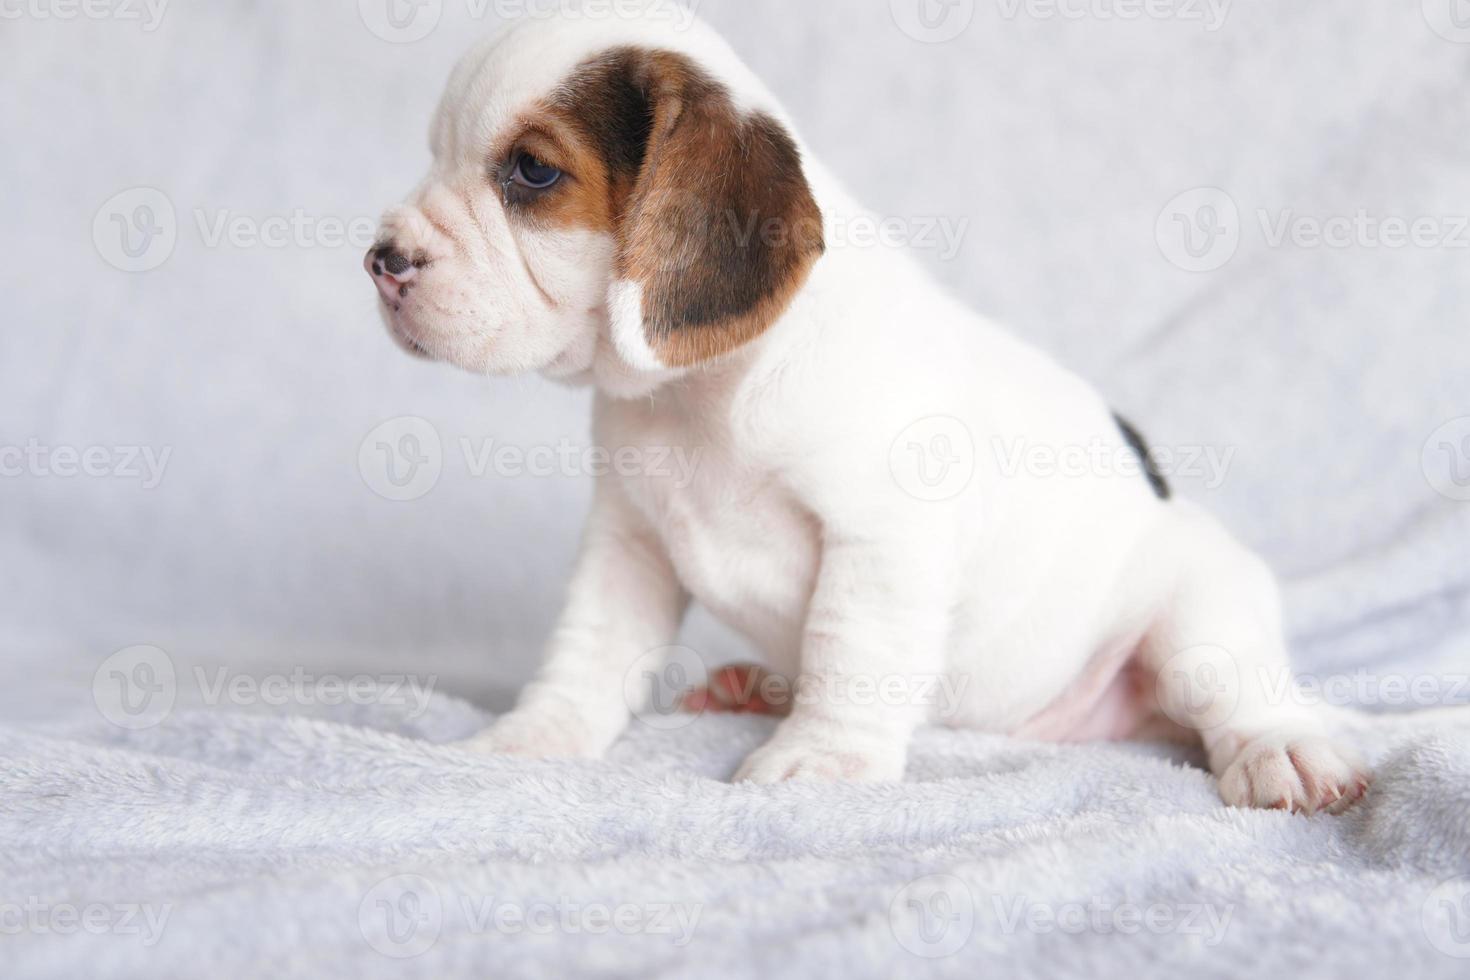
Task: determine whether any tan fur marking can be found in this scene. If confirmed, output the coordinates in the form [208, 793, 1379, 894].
[534, 47, 824, 366]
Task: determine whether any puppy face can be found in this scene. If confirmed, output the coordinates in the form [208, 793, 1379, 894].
[367, 13, 824, 387]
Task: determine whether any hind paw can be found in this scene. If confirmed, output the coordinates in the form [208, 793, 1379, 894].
[1216, 732, 1370, 815]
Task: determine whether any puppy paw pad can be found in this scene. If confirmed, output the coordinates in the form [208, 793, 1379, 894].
[1217, 733, 1370, 815]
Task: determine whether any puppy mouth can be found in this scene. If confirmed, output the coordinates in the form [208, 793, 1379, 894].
[366, 248, 434, 358]
[384, 311, 432, 359]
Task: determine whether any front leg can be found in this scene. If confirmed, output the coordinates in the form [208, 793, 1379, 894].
[462, 483, 686, 759]
[734, 532, 953, 784]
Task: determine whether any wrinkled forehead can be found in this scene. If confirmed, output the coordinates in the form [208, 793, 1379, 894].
[429, 11, 779, 166]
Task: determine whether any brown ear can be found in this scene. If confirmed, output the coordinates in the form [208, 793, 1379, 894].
[553, 47, 825, 369]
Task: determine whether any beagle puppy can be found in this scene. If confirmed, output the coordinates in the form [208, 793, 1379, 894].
[367, 4, 1369, 813]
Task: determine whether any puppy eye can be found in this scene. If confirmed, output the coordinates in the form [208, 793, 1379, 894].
[509, 152, 562, 190]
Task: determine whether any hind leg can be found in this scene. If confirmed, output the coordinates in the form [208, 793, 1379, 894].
[681, 664, 793, 717]
[1137, 508, 1370, 814]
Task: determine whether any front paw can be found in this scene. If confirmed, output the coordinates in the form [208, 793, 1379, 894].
[733, 721, 907, 784]
[459, 707, 603, 760]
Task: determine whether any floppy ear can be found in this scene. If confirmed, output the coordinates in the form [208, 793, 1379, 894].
[570, 48, 825, 370]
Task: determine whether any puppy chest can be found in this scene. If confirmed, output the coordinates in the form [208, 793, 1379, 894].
[628, 466, 820, 624]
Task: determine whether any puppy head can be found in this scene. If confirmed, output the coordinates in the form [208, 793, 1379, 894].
[367, 9, 825, 392]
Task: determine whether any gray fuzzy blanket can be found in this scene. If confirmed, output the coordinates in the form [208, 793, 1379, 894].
[4, 700, 1470, 978]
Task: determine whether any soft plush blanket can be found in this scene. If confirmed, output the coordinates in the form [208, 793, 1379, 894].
[4, 699, 1470, 978]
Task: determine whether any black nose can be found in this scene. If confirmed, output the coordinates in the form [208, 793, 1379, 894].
[365, 244, 421, 304]
[368, 244, 414, 279]
[377, 245, 413, 277]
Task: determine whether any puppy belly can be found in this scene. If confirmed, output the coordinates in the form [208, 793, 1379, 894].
[1012, 637, 1157, 743]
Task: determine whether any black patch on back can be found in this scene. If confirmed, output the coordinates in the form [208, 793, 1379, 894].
[1114, 413, 1172, 501]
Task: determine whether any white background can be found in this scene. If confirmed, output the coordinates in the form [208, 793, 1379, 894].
[4, 0, 1468, 720]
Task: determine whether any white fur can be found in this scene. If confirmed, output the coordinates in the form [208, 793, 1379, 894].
[605, 279, 665, 374]
[376, 5, 1370, 812]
